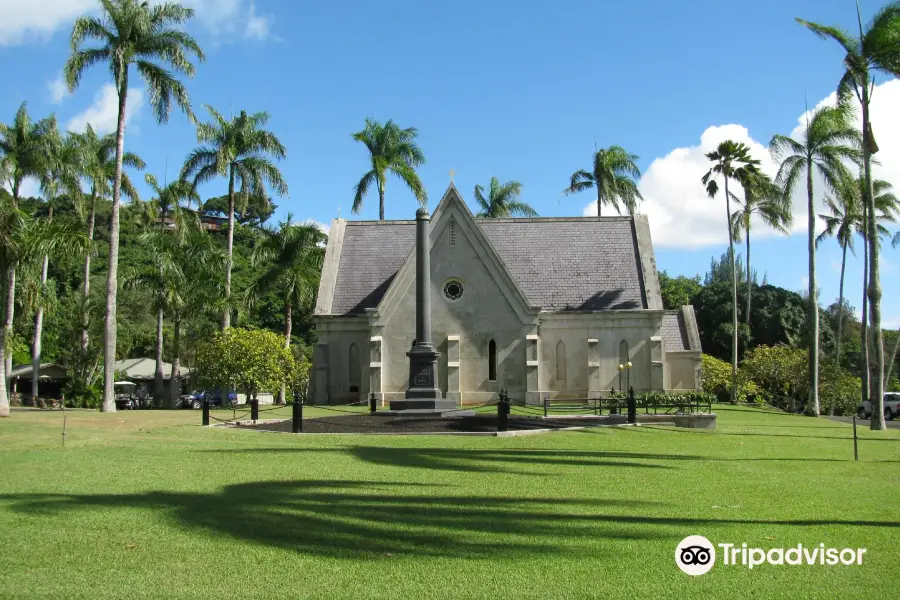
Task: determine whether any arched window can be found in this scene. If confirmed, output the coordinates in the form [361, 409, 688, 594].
[449, 219, 457, 247]
[488, 339, 497, 381]
[348, 343, 360, 390]
[556, 340, 567, 383]
[619, 339, 629, 365]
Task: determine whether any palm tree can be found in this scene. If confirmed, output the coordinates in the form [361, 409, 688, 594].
[135, 174, 199, 406]
[68, 124, 144, 357]
[181, 106, 288, 330]
[351, 118, 427, 220]
[701, 140, 761, 403]
[30, 122, 83, 404]
[0, 103, 55, 383]
[65, 0, 204, 412]
[798, 2, 900, 429]
[474, 178, 537, 218]
[249, 216, 325, 403]
[729, 170, 792, 327]
[770, 105, 860, 416]
[817, 177, 896, 373]
[563, 146, 643, 216]
[0, 203, 88, 416]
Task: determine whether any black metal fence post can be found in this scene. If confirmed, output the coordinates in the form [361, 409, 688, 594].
[202, 399, 209, 426]
[543, 395, 549, 417]
[293, 398, 302, 433]
[498, 389, 509, 432]
[611, 387, 618, 415]
[250, 398, 259, 421]
[369, 392, 377, 414]
[627, 387, 636, 424]
[852, 415, 859, 461]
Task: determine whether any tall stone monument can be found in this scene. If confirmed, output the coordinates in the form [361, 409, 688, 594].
[389, 208, 456, 412]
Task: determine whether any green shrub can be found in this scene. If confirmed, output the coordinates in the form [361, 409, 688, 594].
[195, 327, 296, 400]
[63, 377, 101, 409]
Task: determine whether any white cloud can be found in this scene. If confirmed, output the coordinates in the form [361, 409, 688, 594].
[0, 0, 95, 45]
[0, 0, 274, 46]
[66, 84, 144, 135]
[588, 79, 900, 250]
[244, 2, 271, 40]
[47, 75, 68, 104]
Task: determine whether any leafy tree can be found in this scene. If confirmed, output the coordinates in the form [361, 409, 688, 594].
[203, 192, 275, 226]
[68, 124, 144, 356]
[65, 0, 204, 412]
[0, 103, 56, 382]
[0, 203, 88, 416]
[702, 140, 761, 403]
[181, 106, 288, 330]
[194, 327, 295, 402]
[351, 118, 427, 220]
[729, 170, 792, 326]
[473, 178, 536, 218]
[249, 216, 325, 403]
[770, 105, 859, 416]
[658, 271, 702, 310]
[798, 2, 900, 429]
[563, 145, 642, 216]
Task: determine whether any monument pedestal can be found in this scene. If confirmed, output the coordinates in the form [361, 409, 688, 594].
[389, 343, 456, 412]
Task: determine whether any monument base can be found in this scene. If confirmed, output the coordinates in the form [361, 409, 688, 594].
[395, 343, 446, 412]
[388, 397, 458, 412]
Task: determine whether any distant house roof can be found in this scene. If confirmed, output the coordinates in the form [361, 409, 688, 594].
[113, 358, 191, 381]
[8, 363, 69, 380]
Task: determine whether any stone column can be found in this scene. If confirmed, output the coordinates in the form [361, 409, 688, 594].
[392, 208, 453, 412]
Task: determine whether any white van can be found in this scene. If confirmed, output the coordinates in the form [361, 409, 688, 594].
[857, 392, 900, 420]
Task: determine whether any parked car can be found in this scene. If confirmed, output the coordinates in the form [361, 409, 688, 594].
[857, 392, 900, 420]
[180, 389, 237, 409]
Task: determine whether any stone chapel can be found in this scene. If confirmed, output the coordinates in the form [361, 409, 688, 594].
[311, 184, 702, 405]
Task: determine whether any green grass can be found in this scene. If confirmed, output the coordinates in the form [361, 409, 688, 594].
[1, 405, 898, 599]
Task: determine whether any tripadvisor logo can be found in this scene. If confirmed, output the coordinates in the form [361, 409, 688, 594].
[675, 536, 867, 576]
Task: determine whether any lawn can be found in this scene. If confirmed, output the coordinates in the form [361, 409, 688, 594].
[0, 405, 898, 599]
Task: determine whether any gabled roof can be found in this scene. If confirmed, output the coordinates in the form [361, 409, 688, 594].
[316, 185, 663, 316]
[662, 306, 702, 352]
[113, 358, 191, 380]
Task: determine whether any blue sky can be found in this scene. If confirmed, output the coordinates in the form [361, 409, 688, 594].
[1, 0, 899, 326]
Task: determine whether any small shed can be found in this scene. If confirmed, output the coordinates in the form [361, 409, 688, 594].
[8, 363, 69, 399]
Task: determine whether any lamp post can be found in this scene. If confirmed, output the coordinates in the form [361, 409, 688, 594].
[617, 363, 624, 393]
[625, 361, 633, 392]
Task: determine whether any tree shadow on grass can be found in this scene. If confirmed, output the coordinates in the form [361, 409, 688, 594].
[624, 426, 900, 442]
[0, 481, 667, 559]
[2, 480, 897, 559]
[206, 447, 696, 473]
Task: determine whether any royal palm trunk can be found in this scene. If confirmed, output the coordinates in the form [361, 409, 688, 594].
[862, 89, 886, 431]
[725, 178, 738, 403]
[745, 223, 751, 326]
[278, 301, 292, 404]
[154, 307, 164, 407]
[806, 163, 819, 416]
[830, 242, 848, 416]
[31, 205, 53, 404]
[81, 191, 96, 355]
[0, 268, 14, 417]
[169, 315, 181, 409]
[222, 167, 236, 330]
[101, 70, 129, 413]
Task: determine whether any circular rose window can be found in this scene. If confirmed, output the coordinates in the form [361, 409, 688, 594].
[443, 279, 464, 301]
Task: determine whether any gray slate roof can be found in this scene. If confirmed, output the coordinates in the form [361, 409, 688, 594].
[661, 312, 690, 352]
[329, 218, 646, 315]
